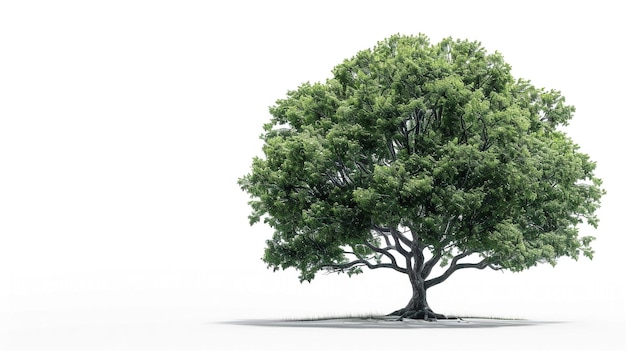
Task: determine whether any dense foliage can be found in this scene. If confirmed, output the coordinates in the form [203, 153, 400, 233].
[238, 34, 604, 316]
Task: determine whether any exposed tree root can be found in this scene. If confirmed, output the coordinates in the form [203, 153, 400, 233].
[387, 307, 450, 321]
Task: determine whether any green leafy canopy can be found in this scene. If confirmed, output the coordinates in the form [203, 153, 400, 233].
[238, 34, 604, 283]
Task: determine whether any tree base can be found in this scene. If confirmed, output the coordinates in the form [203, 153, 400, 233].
[387, 308, 450, 321]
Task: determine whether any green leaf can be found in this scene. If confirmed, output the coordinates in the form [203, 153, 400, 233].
[239, 33, 604, 283]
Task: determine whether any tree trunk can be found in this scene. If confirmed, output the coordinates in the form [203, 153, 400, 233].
[387, 269, 447, 320]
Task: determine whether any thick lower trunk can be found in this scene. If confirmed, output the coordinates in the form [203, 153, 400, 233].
[387, 272, 447, 320]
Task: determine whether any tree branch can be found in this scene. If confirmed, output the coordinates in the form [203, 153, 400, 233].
[372, 225, 393, 248]
[363, 241, 405, 271]
[459, 114, 469, 144]
[391, 227, 412, 249]
[421, 215, 457, 278]
[355, 160, 372, 175]
[420, 250, 441, 279]
[388, 138, 397, 161]
[425, 252, 493, 289]
[390, 230, 411, 256]
[325, 173, 343, 187]
[323, 259, 407, 274]
[478, 114, 492, 151]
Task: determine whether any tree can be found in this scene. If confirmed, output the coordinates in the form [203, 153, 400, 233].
[238, 34, 604, 320]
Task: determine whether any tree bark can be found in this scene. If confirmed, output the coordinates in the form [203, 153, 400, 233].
[387, 267, 447, 320]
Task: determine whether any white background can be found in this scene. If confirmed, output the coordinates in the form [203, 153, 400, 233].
[1, 1, 624, 350]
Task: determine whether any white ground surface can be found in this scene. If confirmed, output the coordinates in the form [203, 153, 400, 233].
[3, 308, 625, 351]
[2, 1, 625, 350]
